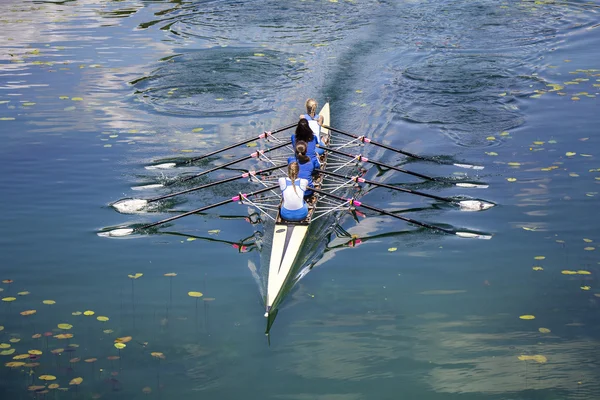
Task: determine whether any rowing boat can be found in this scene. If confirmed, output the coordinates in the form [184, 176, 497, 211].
[265, 103, 330, 317]
[102, 101, 494, 334]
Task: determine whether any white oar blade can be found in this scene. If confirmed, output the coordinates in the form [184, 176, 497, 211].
[453, 163, 484, 170]
[97, 228, 135, 238]
[112, 199, 148, 213]
[459, 200, 495, 211]
[455, 232, 492, 240]
[145, 163, 176, 170]
[131, 184, 164, 191]
[456, 183, 489, 189]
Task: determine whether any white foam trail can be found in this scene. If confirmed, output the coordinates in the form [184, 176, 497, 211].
[456, 183, 489, 189]
[459, 200, 495, 211]
[131, 184, 164, 191]
[454, 163, 484, 170]
[97, 228, 135, 238]
[455, 232, 493, 240]
[145, 163, 176, 170]
[112, 199, 148, 213]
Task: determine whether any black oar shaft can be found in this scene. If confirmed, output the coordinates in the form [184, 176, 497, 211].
[188, 123, 295, 163]
[139, 185, 278, 231]
[149, 164, 285, 203]
[320, 145, 438, 182]
[323, 125, 425, 161]
[316, 169, 452, 203]
[311, 188, 453, 234]
[180, 141, 291, 184]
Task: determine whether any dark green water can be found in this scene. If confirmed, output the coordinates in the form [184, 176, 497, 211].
[1, 0, 600, 398]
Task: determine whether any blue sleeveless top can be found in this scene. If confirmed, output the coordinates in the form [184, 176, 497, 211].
[291, 134, 325, 159]
[288, 156, 320, 187]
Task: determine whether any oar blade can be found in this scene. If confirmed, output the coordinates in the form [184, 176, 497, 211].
[145, 163, 177, 170]
[453, 163, 484, 170]
[112, 199, 149, 213]
[455, 182, 489, 189]
[97, 228, 135, 238]
[455, 231, 493, 240]
[131, 184, 164, 191]
[458, 200, 495, 212]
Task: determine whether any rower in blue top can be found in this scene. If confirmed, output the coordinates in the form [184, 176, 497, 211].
[288, 140, 320, 197]
[291, 118, 325, 161]
[299, 98, 324, 143]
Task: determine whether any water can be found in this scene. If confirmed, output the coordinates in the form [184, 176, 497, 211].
[1, 0, 600, 398]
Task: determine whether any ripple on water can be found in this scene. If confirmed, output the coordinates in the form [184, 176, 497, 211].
[130, 48, 304, 117]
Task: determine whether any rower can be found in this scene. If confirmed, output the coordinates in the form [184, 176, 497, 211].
[278, 162, 309, 222]
[299, 98, 324, 143]
[291, 118, 324, 161]
[288, 140, 319, 197]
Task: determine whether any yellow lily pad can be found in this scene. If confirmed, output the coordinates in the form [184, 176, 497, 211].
[519, 315, 535, 320]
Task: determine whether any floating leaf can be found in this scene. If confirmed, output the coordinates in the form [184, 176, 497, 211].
[539, 327, 551, 333]
[17, 291, 29, 296]
[0, 349, 15, 355]
[565, 152, 576, 157]
[583, 238, 593, 243]
[42, 300, 56, 305]
[485, 151, 498, 156]
[128, 273, 143, 279]
[50, 349, 64, 355]
[69, 377, 83, 385]
[388, 247, 397, 252]
[72, 311, 82, 316]
[486, 136, 496, 141]
[9, 338, 20, 343]
[506, 178, 517, 182]
[71, 97, 83, 101]
[39, 375, 56, 381]
[54, 334, 73, 339]
[14, 353, 31, 359]
[83, 310, 94, 316]
[151, 352, 165, 359]
[96, 316, 109, 322]
[0, 344, 10, 349]
[48, 384, 60, 389]
[114, 343, 126, 349]
[577, 270, 591, 275]
[164, 273, 177, 277]
[584, 247, 595, 251]
[84, 358, 97, 363]
[28, 350, 42, 355]
[2, 297, 16, 302]
[57, 323, 72, 330]
[534, 256, 545, 260]
[191, 127, 203, 133]
[246, 142, 257, 147]
[561, 270, 577, 275]
[5, 361, 25, 367]
[532, 266, 544, 271]
[208, 229, 220, 235]
[114, 336, 132, 344]
[188, 291, 203, 298]
[20, 310, 36, 316]
[508, 162, 521, 166]
[581, 286, 591, 291]
[519, 315, 535, 320]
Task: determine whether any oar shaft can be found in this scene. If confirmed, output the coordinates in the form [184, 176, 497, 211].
[180, 141, 291, 183]
[149, 164, 286, 203]
[311, 188, 453, 234]
[188, 123, 295, 163]
[139, 185, 278, 231]
[323, 125, 425, 161]
[316, 169, 452, 203]
[319, 145, 438, 182]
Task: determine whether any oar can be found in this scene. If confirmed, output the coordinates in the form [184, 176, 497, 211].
[322, 125, 484, 170]
[147, 123, 296, 169]
[311, 188, 491, 239]
[112, 164, 286, 213]
[316, 169, 494, 211]
[319, 145, 488, 188]
[101, 185, 279, 237]
[164, 141, 291, 186]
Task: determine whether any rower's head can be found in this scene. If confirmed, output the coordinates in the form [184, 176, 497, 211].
[295, 118, 314, 142]
[295, 140, 310, 163]
[306, 98, 318, 116]
[288, 161, 299, 180]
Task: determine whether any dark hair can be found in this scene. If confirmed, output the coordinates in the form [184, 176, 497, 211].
[295, 140, 310, 163]
[295, 118, 314, 143]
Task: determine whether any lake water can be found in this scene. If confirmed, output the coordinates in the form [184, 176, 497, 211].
[1, 0, 600, 398]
